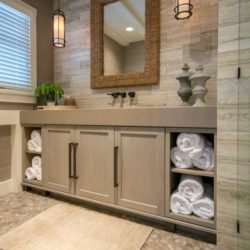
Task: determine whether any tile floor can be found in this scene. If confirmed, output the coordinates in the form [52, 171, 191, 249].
[0, 191, 216, 250]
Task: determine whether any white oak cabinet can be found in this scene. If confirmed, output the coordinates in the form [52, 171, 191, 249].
[43, 126, 75, 194]
[43, 126, 115, 203]
[115, 127, 165, 216]
[75, 127, 115, 204]
[42, 126, 165, 215]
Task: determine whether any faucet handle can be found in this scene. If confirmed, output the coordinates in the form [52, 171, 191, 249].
[107, 93, 119, 99]
[128, 92, 136, 98]
[120, 92, 126, 98]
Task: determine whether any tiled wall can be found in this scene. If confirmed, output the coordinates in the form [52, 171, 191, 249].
[54, 0, 218, 109]
[217, 0, 250, 249]
[235, 0, 250, 247]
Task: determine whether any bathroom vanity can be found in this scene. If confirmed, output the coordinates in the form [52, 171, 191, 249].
[20, 107, 217, 234]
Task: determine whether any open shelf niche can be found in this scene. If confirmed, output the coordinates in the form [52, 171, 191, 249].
[22, 126, 43, 186]
[165, 128, 217, 230]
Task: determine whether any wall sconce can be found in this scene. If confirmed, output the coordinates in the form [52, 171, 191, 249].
[53, 0, 65, 48]
[174, 0, 193, 20]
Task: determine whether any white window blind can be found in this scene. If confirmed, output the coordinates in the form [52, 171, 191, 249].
[0, 1, 32, 91]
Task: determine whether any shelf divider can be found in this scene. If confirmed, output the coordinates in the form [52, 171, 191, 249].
[171, 166, 214, 177]
[25, 149, 42, 155]
[169, 212, 215, 229]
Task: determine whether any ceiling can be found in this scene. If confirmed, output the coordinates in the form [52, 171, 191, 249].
[104, 0, 145, 46]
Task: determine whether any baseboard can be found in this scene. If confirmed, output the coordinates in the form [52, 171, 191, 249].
[0, 179, 13, 196]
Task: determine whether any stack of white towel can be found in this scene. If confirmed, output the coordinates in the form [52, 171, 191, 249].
[25, 156, 42, 181]
[171, 133, 214, 171]
[170, 174, 214, 220]
[27, 130, 42, 153]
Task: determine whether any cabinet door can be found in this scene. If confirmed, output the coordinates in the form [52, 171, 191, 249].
[43, 126, 75, 194]
[115, 127, 165, 216]
[75, 127, 115, 204]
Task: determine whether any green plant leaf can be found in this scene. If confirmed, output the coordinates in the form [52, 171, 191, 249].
[35, 82, 65, 105]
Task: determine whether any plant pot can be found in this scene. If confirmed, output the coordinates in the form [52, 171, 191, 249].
[36, 95, 47, 106]
[47, 101, 56, 106]
[37, 93, 56, 106]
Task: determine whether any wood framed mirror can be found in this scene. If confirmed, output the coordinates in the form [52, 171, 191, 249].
[91, 0, 160, 89]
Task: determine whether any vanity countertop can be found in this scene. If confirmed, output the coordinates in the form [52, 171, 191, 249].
[20, 106, 216, 128]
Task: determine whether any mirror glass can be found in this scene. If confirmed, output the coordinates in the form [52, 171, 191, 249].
[103, 0, 145, 75]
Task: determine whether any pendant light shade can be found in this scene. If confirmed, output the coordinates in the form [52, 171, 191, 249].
[53, 0, 65, 48]
[174, 0, 193, 20]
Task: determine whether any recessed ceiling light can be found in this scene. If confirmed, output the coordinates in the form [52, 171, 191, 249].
[126, 27, 134, 32]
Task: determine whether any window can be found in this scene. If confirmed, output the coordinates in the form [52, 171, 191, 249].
[0, 0, 36, 103]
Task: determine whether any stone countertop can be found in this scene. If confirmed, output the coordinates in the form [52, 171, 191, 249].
[20, 106, 217, 128]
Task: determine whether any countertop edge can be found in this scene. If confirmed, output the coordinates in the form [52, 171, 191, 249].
[20, 107, 217, 129]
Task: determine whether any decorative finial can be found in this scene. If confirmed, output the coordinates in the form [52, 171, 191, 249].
[176, 63, 193, 106]
[190, 65, 211, 107]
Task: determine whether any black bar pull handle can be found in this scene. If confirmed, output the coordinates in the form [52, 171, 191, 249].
[73, 143, 79, 179]
[68, 143, 74, 178]
[114, 146, 119, 187]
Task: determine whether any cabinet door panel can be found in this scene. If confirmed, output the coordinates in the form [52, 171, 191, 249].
[43, 126, 75, 194]
[116, 127, 165, 216]
[75, 127, 115, 204]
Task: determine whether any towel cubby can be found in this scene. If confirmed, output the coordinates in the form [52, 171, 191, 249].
[166, 128, 217, 230]
[169, 130, 216, 176]
[22, 126, 43, 186]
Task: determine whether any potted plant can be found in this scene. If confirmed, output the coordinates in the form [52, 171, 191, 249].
[35, 82, 64, 106]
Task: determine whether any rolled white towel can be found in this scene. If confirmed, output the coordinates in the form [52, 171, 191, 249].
[171, 147, 193, 169]
[33, 165, 41, 175]
[31, 130, 42, 148]
[178, 174, 204, 202]
[27, 140, 41, 153]
[25, 167, 36, 180]
[170, 191, 192, 215]
[177, 133, 206, 158]
[32, 156, 42, 168]
[192, 185, 214, 220]
[193, 147, 214, 171]
[35, 172, 42, 181]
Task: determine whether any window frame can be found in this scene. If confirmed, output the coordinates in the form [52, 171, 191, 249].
[0, 0, 37, 104]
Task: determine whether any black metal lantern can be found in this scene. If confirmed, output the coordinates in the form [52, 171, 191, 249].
[174, 0, 193, 20]
[53, 0, 65, 48]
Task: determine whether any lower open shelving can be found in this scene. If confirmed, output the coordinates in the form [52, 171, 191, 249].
[171, 166, 215, 177]
[166, 129, 217, 231]
[23, 126, 43, 185]
[169, 212, 215, 229]
[23, 178, 43, 186]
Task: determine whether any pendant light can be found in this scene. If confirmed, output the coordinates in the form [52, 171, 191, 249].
[174, 0, 193, 20]
[53, 0, 65, 48]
